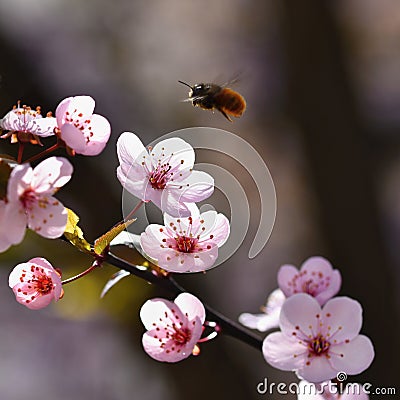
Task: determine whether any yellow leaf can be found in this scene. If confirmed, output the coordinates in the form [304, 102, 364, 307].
[64, 208, 92, 253]
[94, 219, 135, 256]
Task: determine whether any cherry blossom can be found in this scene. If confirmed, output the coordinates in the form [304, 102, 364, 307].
[117, 131, 214, 217]
[262, 293, 374, 383]
[0, 103, 57, 144]
[9, 257, 63, 310]
[140, 292, 206, 362]
[298, 380, 369, 399]
[55, 95, 111, 156]
[238, 289, 285, 332]
[140, 206, 230, 273]
[278, 257, 341, 306]
[1, 157, 72, 249]
[239, 257, 340, 332]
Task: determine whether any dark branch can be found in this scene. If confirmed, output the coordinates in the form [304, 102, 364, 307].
[105, 251, 263, 351]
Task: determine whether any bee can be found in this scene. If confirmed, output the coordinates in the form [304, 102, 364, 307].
[178, 80, 246, 122]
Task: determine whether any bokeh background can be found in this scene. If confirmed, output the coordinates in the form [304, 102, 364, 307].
[0, 0, 399, 399]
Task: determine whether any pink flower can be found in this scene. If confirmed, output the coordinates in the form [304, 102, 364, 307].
[238, 289, 285, 332]
[140, 206, 230, 273]
[8, 257, 63, 310]
[239, 257, 340, 332]
[298, 380, 369, 399]
[0, 103, 57, 144]
[262, 293, 374, 383]
[278, 257, 341, 306]
[0, 200, 25, 252]
[140, 292, 206, 362]
[117, 131, 214, 217]
[1, 157, 72, 249]
[55, 95, 111, 156]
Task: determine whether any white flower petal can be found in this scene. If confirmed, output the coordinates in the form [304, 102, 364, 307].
[31, 157, 73, 193]
[329, 335, 374, 375]
[60, 124, 86, 152]
[262, 331, 306, 371]
[117, 131, 147, 167]
[321, 297, 363, 342]
[296, 356, 339, 383]
[34, 117, 57, 137]
[27, 196, 67, 238]
[174, 170, 214, 203]
[151, 137, 195, 169]
[55, 97, 72, 126]
[140, 297, 183, 330]
[175, 293, 206, 324]
[279, 293, 321, 339]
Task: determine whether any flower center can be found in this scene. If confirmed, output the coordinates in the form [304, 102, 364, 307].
[172, 327, 191, 344]
[149, 164, 171, 189]
[175, 236, 198, 253]
[33, 275, 54, 294]
[308, 334, 330, 356]
[20, 188, 37, 209]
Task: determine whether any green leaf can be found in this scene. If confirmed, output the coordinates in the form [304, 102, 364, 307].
[94, 219, 135, 256]
[64, 208, 92, 253]
[0, 159, 12, 200]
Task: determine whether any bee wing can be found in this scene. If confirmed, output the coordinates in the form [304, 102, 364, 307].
[180, 95, 207, 103]
[221, 72, 243, 88]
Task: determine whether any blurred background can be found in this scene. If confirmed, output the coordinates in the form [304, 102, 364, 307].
[0, 0, 399, 399]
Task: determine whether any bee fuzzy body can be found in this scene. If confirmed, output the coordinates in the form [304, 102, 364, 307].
[179, 81, 246, 122]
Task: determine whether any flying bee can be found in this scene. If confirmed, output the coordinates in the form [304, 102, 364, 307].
[178, 80, 246, 122]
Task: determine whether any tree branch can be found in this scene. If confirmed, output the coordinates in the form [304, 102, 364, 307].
[105, 251, 263, 351]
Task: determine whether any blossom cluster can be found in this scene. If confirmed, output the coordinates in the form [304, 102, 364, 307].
[240, 257, 374, 396]
[0, 93, 375, 397]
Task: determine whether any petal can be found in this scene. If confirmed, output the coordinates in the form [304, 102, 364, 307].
[7, 164, 31, 202]
[140, 224, 172, 259]
[0, 110, 17, 130]
[329, 335, 374, 375]
[117, 166, 148, 200]
[159, 189, 192, 217]
[78, 114, 111, 156]
[277, 264, 299, 297]
[314, 269, 341, 305]
[296, 356, 339, 383]
[238, 312, 280, 332]
[67, 95, 95, 116]
[265, 288, 286, 314]
[27, 196, 67, 238]
[199, 211, 230, 247]
[321, 297, 363, 342]
[0, 202, 26, 251]
[142, 318, 201, 363]
[55, 96, 72, 126]
[262, 331, 307, 371]
[12, 284, 54, 310]
[279, 293, 321, 340]
[139, 298, 183, 330]
[60, 124, 86, 152]
[300, 256, 334, 276]
[174, 293, 206, 324]
[173, 170, 214, 203]
[31, 157, 73, 193]
[117, 131, 147, 166]
[151, 137, 195, 170]
[34, 117, 57, 137]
